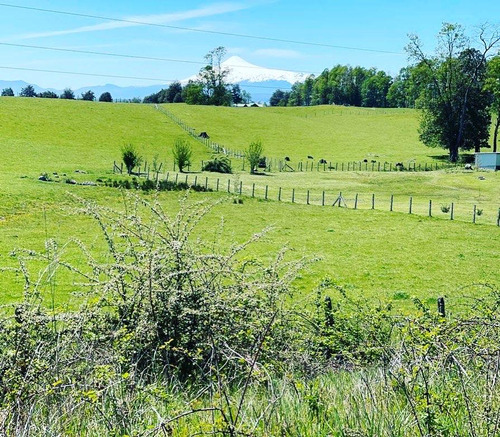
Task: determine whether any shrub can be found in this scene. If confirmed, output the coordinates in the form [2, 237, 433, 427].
[202, 155, 232, 173]
[121, 144, 142, 175]
[172, 139, 192, 172]
[246, 140, 264, 173]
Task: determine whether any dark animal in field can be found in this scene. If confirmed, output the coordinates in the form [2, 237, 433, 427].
[199, 132, 210, 139]
[307, 155, 314, 159]
[319, 159, 327, 164]
[396, 162, 404, 167]
[363, 159, 368, 163]
[464, 163, 473, 170]
[284, 156, 290, 162]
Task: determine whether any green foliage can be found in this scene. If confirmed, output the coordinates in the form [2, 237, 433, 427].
[269, 89, 290, 107]
[60, 88, 75, 100]
[98, 92, 112, 102]
[198, 46, 232, 106]
[121, 144, 142, 175]
[407, 23, 496, 162]
[486, 56, 500, 151]
[202, 155, 232, 173]
[172, 138, 192, 172]
[38, 90, 58, 99]
[246, 140, 264, 174]
[80, 90, 95, 101]
[19, 85, 36, 97]
[1, 87, 14, 97]
[143, 82, 184, 104]
[103, 177, 212, 193]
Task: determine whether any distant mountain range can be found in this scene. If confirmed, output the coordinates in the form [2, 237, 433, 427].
[0, 56, 308, 103]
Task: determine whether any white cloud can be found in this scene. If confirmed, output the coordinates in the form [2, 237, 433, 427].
[253, 48, 302, 58]
[5, 2, 251, 41]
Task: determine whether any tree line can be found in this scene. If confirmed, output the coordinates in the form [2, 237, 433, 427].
[270, 23, 500, 161]
[1, 85, 114, 102]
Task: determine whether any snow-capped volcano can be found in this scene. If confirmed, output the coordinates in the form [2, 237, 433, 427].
[181, 56, 309, 85]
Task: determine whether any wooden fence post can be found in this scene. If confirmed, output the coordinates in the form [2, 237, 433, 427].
[205, 177, 208, 190]
[437, 297, 446, 317]
[252, 183, 255, 198]
[307, 190, 310, 205]
[239, 181, 243, 195]
[175, 173, 179, 184]
[371, 194, 375, 210]
[292, 188, 295, 203]
[354, 194, 358, 210]
[497, 208, 500, 226]
[428, 200, 432, 217]
[216, 178, 220, 192]
[227, 179, 231, 193]
[390, 195, 394, 212]
[265, 185, 268, 200]
[409, 197, 413, 214]
[322, 191, 325, 206]
[451, 203, 454, 220]
[473, 205, 476, 224]
[278, 187, 282, 201]
[194, 175, 197, 186]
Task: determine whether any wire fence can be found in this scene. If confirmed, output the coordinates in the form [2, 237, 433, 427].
[111, 164, 500, 227]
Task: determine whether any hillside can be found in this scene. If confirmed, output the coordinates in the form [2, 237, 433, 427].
[164, 104, 431, 164]
[0, 97, 498, 310]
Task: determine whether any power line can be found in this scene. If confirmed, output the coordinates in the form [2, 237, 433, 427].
[0, 42, 318, 75]
[0, 65, 293, 90]
[0, 2, 404, 55]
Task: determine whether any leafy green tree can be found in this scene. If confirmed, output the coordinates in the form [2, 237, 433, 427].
[241, 90, 252, 104]
[166, 82, 183, 103]
[98, 92, 113, 102]
[81, 90, 95, 101]
[269, 89, 290, 106]
[1, 87, 14, 97]
[361, 71, 392, 107]
[60, 88, 75, 99]
[198, 46, 232, 106]
[38, 90, 58, 99]
[301, 76, 315, 106]
[121, 144, 142, 175]
[407, 23, 499, 162]
[172, 138, 192, 172]
[182, 81, 206, 105]
[486, 56, 500, 151]
[231, 84, 244, 104]
[20, 85, 36, 97]
[246, 140, 264, 174]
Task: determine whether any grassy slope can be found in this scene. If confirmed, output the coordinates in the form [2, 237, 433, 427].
[164, 104, 435, 163]
[0, 97, 211, 175]
[0, 98, 498, 311]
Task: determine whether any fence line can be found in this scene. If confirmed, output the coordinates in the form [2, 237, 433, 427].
[110, 164, 500, 227]
[153, 105, 457, 174]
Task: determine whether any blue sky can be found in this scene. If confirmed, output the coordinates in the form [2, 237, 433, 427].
[0, 0, 498, 89]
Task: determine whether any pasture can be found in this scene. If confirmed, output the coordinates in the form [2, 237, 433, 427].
[0, 97, 499, 311]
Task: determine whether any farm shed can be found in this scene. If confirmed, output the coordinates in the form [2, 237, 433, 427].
[475, 152, 500, 170]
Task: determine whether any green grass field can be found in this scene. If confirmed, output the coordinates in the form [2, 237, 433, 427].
[0, 97, 499, 312]
[164, 103, 437, 164]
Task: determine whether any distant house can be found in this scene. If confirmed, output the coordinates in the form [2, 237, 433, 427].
[233, 102, 263, 108]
